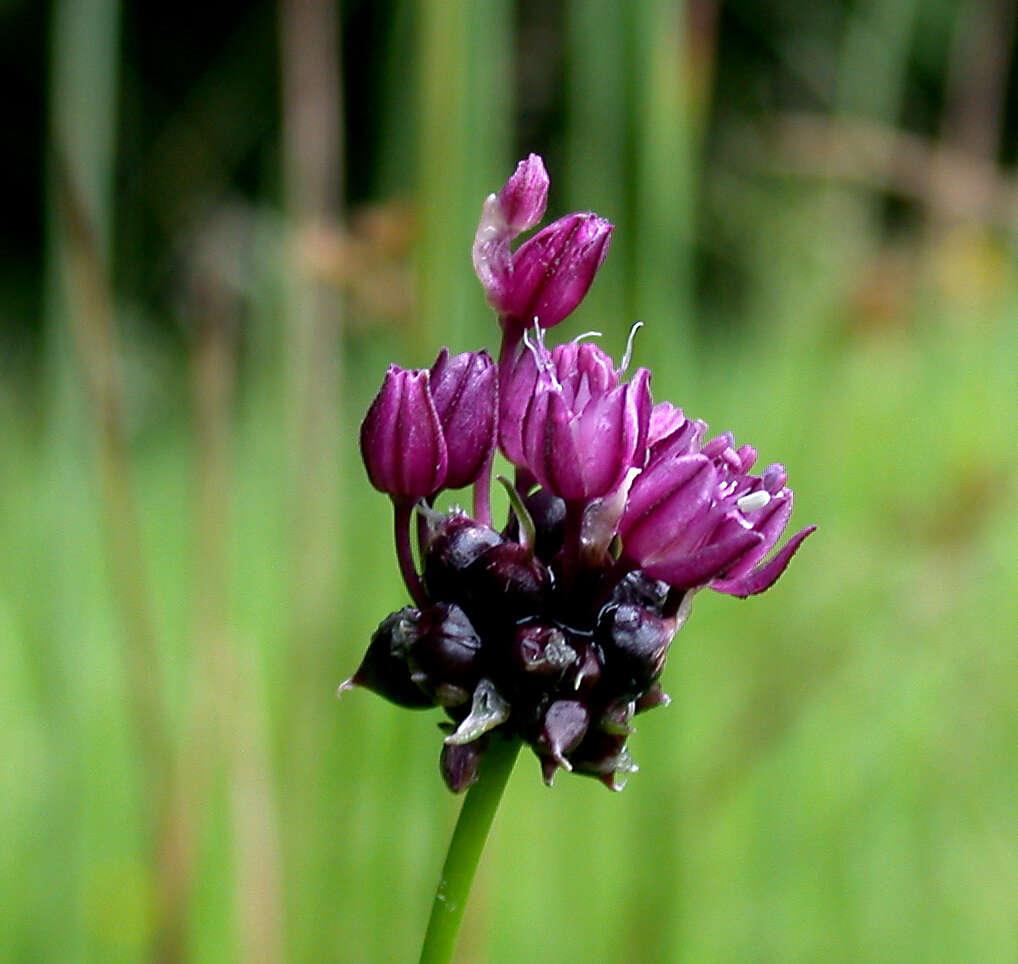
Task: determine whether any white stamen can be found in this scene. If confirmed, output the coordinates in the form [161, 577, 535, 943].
[619, 321, 644, 374]
[522, 321, 559, 387]
[737, 490, 771, 514]
[571, 330, 603, 344]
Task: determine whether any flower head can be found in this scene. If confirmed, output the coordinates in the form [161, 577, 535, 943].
[346, 155, 815, 793]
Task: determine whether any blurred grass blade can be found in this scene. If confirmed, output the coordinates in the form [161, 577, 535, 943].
[46, 0, 193, 959]
[416, 0, 512, 350]
[564, 0, 631, 329]
[280, 0, 344, 658]
[630, 0, 698, 379]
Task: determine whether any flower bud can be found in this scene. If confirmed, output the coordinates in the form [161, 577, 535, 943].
[428, 348, 497, 489]
[523, 487, 566, 562]
[502, 213, 613, 331]
[497, 153, 549, 234]
[635, 681, 671, 714]
[406, 603, 483, 707]
[571, 643, 604, 695]
[609, 570, 671, 614]
[360, 365, 447, 499]
[340, 608, 433, 709]
[570, 728, 639, 791]
[460, 542, 551, 633]
[472, 155, 550, 316]
[598, 700, 636, 736]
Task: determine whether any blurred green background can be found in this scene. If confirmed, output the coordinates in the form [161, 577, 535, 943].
[4, 0, 1018, 960]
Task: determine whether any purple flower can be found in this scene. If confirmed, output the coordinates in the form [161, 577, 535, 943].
[428, 348, 498, 489]
[360, 365, 448, 499]
[472, 154, 549, 318]
[618, 433, 815, 596]
[360, 351, 497, 501]
[473, 155, 613, 338]
[520, 340, 651, 502]
[498, 336, 623, 470]
[500, 213, 613, 332]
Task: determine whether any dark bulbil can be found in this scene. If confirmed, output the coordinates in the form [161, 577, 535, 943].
[346, 492, 684, 790]
[407, 603, 483, 708]
[341, 609, 434, 709]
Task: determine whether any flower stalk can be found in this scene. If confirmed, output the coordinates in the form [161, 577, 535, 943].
[394, 499, 428, 608]
[418, 736, 522, 964]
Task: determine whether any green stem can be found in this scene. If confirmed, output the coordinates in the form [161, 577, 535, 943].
[418, 735, 522, 964]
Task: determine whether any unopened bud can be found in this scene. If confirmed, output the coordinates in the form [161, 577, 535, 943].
[503, 213, 613, 332]
[423, 511, 503, 602]
[428, 348, 497, 489]
[360, 366, 447, 499]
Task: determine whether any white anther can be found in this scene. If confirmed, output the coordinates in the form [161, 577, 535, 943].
[737, 490, 771, 514]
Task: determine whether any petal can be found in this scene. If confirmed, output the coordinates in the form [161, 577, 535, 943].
[430, 349, 497, 489]
[647, 416, 707, 468]
[396, 370, 448, 496]
[496, 153, 549, 233]
[543, 391, 586, 499]
[359, 364, 405, 493]
[642, 529, 764, 589]
[629, 368, 653, 469]
[711, 525, 816, 597]
[472, 195, 513, 313]
[573, 384, 636, 498]
[648, 402, 685, 447]
[736, 444, 758, 473]
[619, 455, 716, 562]
[498, 349, 540, 466]
[721, 491, 793, 580]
